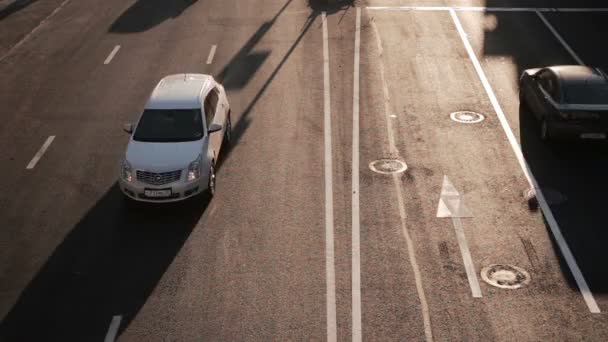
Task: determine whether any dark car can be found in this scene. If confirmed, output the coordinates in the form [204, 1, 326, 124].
[519, 65, 608, 141]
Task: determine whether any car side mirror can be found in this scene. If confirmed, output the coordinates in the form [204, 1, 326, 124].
[123, 123, 133, 134]
[208, 123, 223, 133]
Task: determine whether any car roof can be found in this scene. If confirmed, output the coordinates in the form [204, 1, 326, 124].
[145, 74, 214, 110]
[549, 65, 608, 86]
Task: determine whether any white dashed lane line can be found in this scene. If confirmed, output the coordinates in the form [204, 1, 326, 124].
[104, 45, 121, 65]
[206, 45, 217, 65]
[26, 136, 55, 170]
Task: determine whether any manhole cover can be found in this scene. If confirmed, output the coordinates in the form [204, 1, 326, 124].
[481, 264, 530, 289]
[450, 111, 485, 124]
[369, 159, 408, 174]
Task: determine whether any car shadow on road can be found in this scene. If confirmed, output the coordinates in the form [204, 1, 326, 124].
[519, 102, 608, 294]
[0, 184, 209, 341]
[109, 0, 198, 33]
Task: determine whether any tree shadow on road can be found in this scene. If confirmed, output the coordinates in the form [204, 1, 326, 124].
[217, 0, 353, 160]
[0, 184, 209, 341]
[109, 0, 198, 33]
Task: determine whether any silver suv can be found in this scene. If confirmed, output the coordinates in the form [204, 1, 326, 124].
[119, 74, 231, 202]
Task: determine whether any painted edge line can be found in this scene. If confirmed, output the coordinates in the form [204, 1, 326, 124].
[104, 45, 121, 65]
[104, 315, 122, 342]
[536, 11, 584, 65]
[352, 7, 362, 342]
[448, 8, 600, 313]
[366, 6, 608, 12]
[206, 45, 217, 65]
[322, 12, 337, 342]
[0, 0, 72, 64]
[26, 135, 55, 169]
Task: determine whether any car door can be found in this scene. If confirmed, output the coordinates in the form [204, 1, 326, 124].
[204, 88, 226, 160]
[204, 91, 218, 161]
[531, 70, 559, 119]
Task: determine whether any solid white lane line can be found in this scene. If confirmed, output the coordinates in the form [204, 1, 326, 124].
[449, 9, 600, 313]
[322, 12, 337, 342]
[370, 18, 434, 342]
[206, 45, 217, 64]
[352, 8, 362, 342]
[26, 136, 55, 169]
[453, 218, 482, 298]
[104, 45, 121, 65]
[536, 11, 585, 65]
[367, 6, 608, 12]
[104, 315, 122, 342]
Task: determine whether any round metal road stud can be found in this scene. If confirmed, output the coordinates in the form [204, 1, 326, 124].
[481, 264, 531, 289]
[450, 111, 485, 124]
[369, 159, 408, 174]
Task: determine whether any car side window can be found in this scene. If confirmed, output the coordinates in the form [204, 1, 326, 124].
[537, 71, 559, 101]
[204, 89, 219, 128]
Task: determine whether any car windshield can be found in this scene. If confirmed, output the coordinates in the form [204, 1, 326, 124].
[133, 109, 203, 142]
[564, 84, 608, 105]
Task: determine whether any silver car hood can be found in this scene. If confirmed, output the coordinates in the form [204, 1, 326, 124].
[125, 139, 205, 172]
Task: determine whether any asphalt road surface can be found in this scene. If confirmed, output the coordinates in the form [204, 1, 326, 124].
[1, 0, 608, 341]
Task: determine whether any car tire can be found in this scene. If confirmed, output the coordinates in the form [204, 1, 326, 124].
[207, 164, 216, 197]
[224, 111, 232, 146]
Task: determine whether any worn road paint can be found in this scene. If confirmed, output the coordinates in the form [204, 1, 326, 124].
[371, 17, 434, 342]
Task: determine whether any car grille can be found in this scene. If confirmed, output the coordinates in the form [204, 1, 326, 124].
[136, 170, 182, 185]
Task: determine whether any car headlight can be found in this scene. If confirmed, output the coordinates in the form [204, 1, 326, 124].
[187, 155, 202, 181]
[121, 159, 133, 182]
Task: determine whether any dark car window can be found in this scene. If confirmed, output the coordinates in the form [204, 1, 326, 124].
[537, 70, 560, 101]
[133, 109, 204, 142]
[564, 84, 608, 105]
[204, 89, 219, 127]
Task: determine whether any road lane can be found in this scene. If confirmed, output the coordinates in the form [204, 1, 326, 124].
[359, 7, 608, 340]
[460, 7, 608, 316]
[1, 0, 333, 341]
